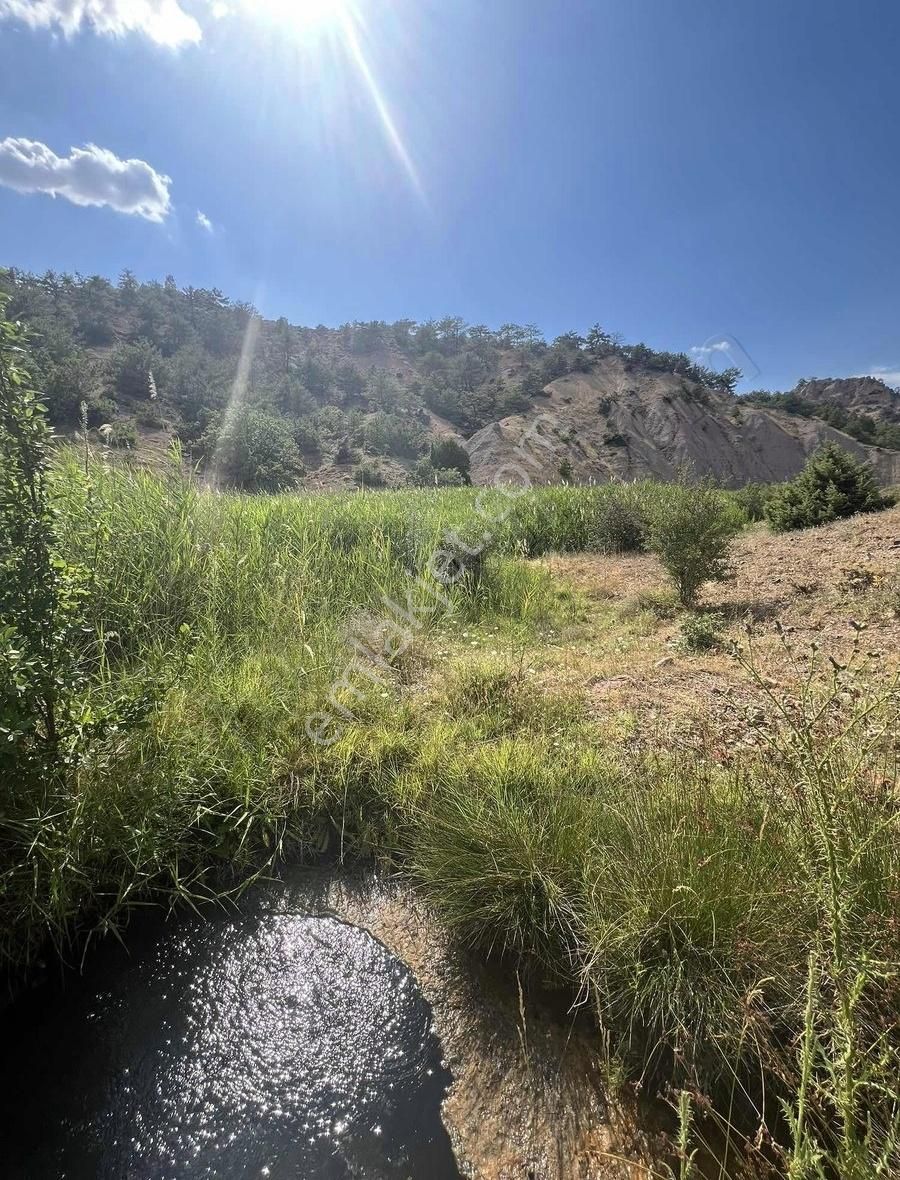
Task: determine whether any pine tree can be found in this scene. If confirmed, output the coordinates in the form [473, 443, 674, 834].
[765, 443, 890, 532]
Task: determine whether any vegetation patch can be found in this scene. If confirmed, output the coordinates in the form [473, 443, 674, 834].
[765, 443, 893, 532]
[2, 302, 899, 1177]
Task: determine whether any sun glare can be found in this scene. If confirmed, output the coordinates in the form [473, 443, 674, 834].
[251, 0, 348, 34]
[238, 0, 425, 203]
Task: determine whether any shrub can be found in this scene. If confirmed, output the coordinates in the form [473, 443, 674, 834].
[108, 420, 138, 449]
[43, 354, 99, 423]
[677, 610, 725, 652]
[208, 407, 304, 491]
[292, 420, 320, 455]
[0, 309, 79, 792]
[136, 409, 167, 429]
[648, 475, 739, 606]
[352, 461, 387, 488]
[591, 489, 647, 554]
[408, 459, 466, 488]
[0, 304, 143, 966]
[429, 437, 471, 483]
[333, 436, 357, 465]
[733, 481, 772, 523]
[765, 443, 891, 532]
[107, 339, 163, 401]
[84, 396, 119, 429]
[363, 410, 422, 458]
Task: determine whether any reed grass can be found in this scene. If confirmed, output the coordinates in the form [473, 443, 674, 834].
[3, 449, 898, 1176]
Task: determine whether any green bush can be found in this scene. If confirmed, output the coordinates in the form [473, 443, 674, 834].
[648, 475, 740, 606]
[352, 461, 388, 488]
[765, 443, 891, 532]
[408, 459, 466, 488]
[107, 339, 163, 401]
[108, 420, 138, 449]
[732, 481, 773, 523]
[292, 420, 320, 455]
[677, 610, 725, 652]
[136, 409, 167, 429]
[0, 310, 78, 790]
[207, 407, 304, 491]
[333, 436, 358, 465]
[363, 410, 422, 458]
[429, 437, 471, 482]
[590, 488, 647, 554]
[43, 354, 99, 423]
[84, 396, 119, 429]
[0, 304, 148, 967]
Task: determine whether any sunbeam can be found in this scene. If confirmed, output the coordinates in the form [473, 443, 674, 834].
[208, 312, 261, 490]
[338, 8, 426, 204]
[229, 0, 426, 205]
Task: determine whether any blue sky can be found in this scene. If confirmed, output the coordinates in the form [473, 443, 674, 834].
[0, 0, 898, 392]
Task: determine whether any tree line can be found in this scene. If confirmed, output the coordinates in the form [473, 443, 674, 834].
[0, 266, 742, 490]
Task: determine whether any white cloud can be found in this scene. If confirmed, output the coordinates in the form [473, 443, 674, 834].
[690, 340, 731, 358]
[196, 209, 214, 232]
[857, 366, 900, 390]
[0, 0, 201, 47]
[0, 137, 171, 221]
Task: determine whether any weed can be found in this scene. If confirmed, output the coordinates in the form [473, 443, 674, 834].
[677, 610, 726, 652]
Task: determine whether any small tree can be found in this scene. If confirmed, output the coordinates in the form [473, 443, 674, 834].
[43, 353, 99, 423]
[408, 459, 466, 488]
[592, 489, 647, 554]
[352, 460, 387, 489]
[765, 443, 890, 532]
[108, 339, 163, 401]
[649, 475, 739, 606]
[209, 407, 304, 491]
[429, 437, 471, 483]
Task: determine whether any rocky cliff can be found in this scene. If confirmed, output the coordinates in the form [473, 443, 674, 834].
[467, 358, 900, 488]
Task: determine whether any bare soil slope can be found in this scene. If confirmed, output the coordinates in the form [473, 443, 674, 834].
[468, 358, 900, 487]
[794, 375, 900, 420]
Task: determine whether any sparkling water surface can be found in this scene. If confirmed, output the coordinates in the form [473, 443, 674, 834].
[0, 893, 461, 1179]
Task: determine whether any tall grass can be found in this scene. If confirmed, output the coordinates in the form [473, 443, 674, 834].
[316, 644, 899, 1174]
[4, 449, 897, 1175]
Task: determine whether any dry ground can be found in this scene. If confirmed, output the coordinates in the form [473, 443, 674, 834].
[532, 505, 900, 755]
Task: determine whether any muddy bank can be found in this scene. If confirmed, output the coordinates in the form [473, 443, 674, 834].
[274, 868, 662, 1179]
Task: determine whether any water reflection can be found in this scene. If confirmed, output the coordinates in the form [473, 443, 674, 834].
[1, 905, 461, 1178]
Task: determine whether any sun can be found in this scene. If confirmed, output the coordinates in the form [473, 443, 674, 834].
[250, 0, 349, 35]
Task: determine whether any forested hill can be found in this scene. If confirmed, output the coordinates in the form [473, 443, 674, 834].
[1, 266, 897, 490]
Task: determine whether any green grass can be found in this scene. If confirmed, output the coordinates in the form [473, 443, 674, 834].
[4, 449, 899, 1176]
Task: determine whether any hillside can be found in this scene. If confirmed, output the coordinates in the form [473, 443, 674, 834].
[2, 265, 899, 490]
[744, 375, 900, 452]
[469, 359, 900, 487]
[795, 374, 900, 419]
